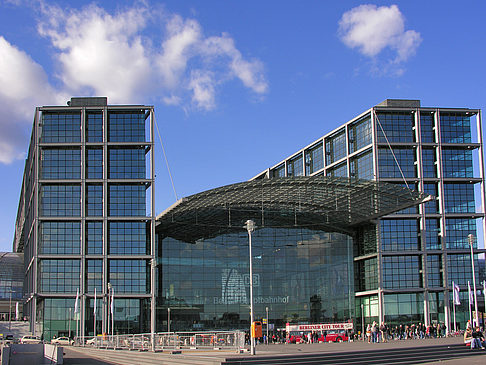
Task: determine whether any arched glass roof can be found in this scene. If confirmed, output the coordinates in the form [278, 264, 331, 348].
[156, 176, 430, 243]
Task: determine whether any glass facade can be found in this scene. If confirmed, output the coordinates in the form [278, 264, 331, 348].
[158, 228, 354, 331]
[14, 99, 154, 340]
[254, 100, 484, 331]
[0, 252, 24, 320]
[14, 98, 484, 339]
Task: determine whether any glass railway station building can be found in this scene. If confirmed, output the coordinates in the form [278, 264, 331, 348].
[12, 98, 486, 340]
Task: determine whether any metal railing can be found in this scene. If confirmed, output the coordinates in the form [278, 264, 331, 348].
[76, 330, 245, 351]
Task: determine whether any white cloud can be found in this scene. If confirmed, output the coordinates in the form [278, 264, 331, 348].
[188, 70, 216, 110]
[338, 4, 421, 65]
[0, 36, 62, 163]
[37, 2, 267, 108]
[0, 2, 268, 163]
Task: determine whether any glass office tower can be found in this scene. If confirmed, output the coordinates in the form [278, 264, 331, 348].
[13, 97, 156, 340]
[253, 99, 486, 330]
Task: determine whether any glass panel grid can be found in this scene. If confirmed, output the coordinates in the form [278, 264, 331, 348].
[443, 184, 475, 213]
[349, 117, 372, 153]
[378, 148, 416, 178]
[109, 221, 147, 255]
[445, 218, 477, 249]
[325, 131, 346, 165]
[109, 148, 146, 179]
[108, 184, 146, 216]
[376, 112, 415, 143]
[447, 254, 480, 287]
[39, 221, 81, 254]
[305, 143, 324, 175]
[109, 260, 148, 293]
[287, 155, 304, 177]
[40, 148, 81, 179]
[421, 148, 437, 178]
[108, 112, 145, 142]
[86, 112, 103, 142]
[383, 256, 422, 289]
[39, 259, 80, 293]
[40, 112, 81, 143]
[86, 221, 103, 255]
[350, 151, 373, 180]
[86, 259, 103, 293]
[426, 255, 442, 287]
[420, 113, 435, 143]
[40, 184, 81, 217]
[381, 219, 419, 251]
[441, 148, 473, 178]
[440, 113, 471, 144]
[425, 219, 441, 250]
[86, 184, 103, 216]
[86, 149, 103, 179]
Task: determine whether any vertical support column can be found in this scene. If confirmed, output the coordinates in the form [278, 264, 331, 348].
[370, 108, 385, 324]
[150, 108, 156, 350]
[33, 107, 41, 337]
[476, 110, 486, 251]
[80, 107, 86, 339]
[102, 106, 109, 336]
[416, 109, 430, 327]
[435, 109, 450, 333]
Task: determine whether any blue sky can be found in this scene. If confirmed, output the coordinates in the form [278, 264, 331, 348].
[0, 0, 485, 252]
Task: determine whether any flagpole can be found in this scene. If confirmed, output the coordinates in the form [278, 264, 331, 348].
[94, 288, 97, 338]
[75, 288, 80, 341]
[468, 281, 472, 327]
[483, 280, 486, 328]
[111, 287, 114, 340]
[452, 281, 456, 332]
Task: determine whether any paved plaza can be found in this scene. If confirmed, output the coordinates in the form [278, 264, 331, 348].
[63, 336, 486, 365]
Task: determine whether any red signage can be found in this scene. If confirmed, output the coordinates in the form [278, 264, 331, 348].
[286, 322, 353, 332]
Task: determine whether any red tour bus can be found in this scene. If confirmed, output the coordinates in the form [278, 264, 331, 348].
[285, 322, 353, 343]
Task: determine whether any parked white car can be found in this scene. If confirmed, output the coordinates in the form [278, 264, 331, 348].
[51, 337, 74, 346]
[20, 335, 42, 344]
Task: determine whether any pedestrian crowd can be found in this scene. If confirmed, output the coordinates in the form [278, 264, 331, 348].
[365, 321, 447, 343]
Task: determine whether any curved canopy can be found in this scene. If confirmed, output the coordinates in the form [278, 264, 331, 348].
[156, 176, 430, 243]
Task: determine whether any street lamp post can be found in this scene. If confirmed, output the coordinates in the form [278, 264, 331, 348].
[245, 219, 256, 355]
[468, 234, 479, 327]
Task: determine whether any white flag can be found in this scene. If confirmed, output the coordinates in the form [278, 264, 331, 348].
[453, 281, 461, 305]
[110, 287, 114, 315]
[15, 302, 19, 320]
[483, 281, 486, 297]
[94, 288, 97, 315]
[468, 281, 473, 305]
[74, 288, 80, 314]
